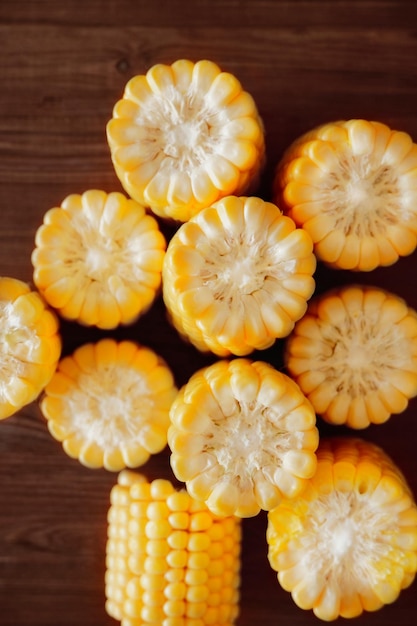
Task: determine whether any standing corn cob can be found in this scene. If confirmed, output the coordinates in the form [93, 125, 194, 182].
[168, 359, 318, 518]
[106, 59, 265, 222]
[32, 189, 166, 329]
[105, 470, 241, 625]
[267, 437, 417, 621]
[273, 119, 417, 270]
[162, 195, 316, 357]
[0, 276, 61, 419]
[284, 284, 417, 429]
[40, 338, 177, 471]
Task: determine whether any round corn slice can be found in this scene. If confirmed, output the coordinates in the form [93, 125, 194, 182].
[0, 276, 61, 419]
[273, 119, 417, 270]
[168, 359, 319, 518]
[106, 59, 265, 222]
[105, 470, 241, 625]
[267, 437, 417, 621]
[284, 284, 417, 429]
[40, 338, 177, 471]
[162, 195, 316, 357]
[31, 189, 166, 329]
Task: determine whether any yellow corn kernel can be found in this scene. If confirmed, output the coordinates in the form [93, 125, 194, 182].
[32, 189, 166, 329]
[106, 59, 265, 222]
[40, 339, 177, 471]
[163, 195, 316, 356]
[0, 276, 61, 419]
[284, 284, 417, 428]
[274, 119, 417, 270]
[105, 472, 241, 625]
[168, 358, 318, 518]
[267, 437, 417, 621]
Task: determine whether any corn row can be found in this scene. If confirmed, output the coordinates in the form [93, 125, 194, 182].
[0, 276, 61, 419]
[105, 470, 241, 625]
[267, 437, 417, 621]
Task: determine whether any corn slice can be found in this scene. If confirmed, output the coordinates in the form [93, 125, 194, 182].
[162, 195, 316, 356]
[105, 472, 241, 625]
[267, 437, 417, 621]
[40, 339, 177, 471]
[31, 189, 166, 329]
[285, 284, 417, 428]
[107, 60, 265, 222]
[274, 119, 417, 270]
[168, 359, 318, 518]
[0, 276, 61, 419]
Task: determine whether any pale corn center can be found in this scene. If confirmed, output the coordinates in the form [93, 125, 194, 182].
[317, 312, 411, 396]
[298, 490, 396, 589]
[0, 302, 38, 378]
[59, 366, 154, 449]
[319, 153, 401, 236]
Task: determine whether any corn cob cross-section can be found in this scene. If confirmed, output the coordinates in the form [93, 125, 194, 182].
[0, 276, 61, 419]
[162, 195, 316, 357]
[267, 437, 417, 621]
[274, 119, 417, 270]
[107, 59, 265, 222]
[32, 189, 166, 329]
[284, 284, 417, 429]
[168, 359, 318, 518]
[105, 470, 241, 625]
[40, 338, 177, 471]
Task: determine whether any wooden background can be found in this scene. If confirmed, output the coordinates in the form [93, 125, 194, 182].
[1, 1, 417, 624]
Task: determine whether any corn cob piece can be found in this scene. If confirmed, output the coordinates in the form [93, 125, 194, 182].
[106, 59, 265, 222]
[40, 338, 177, 471]
[267, 437, 417, 621]
[168, 359, 318, 518]
[105, 470, 241, 625]
[162, 195, 316, 357]
[284, 284, 417, 429]
[0, 276, 61, 419]
[32, 189, 166, 329]
[273, 119, 417, 270]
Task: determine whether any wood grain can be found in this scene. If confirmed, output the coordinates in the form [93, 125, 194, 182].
[1, 1, 417, 624]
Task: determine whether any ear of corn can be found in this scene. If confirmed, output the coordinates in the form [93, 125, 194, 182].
[284, 284, 417, 428]
[106, 60, 265, 222]
[31, 189, 166, 329]
[273, 119, 417, 270]
[162, 195, 316, 356]
[0, 276, 61, 419]
[105, 470, 241, 625]
[40, 339, 177, 471]
[168, 359, 318, 518]
[267, 437, 417, 621]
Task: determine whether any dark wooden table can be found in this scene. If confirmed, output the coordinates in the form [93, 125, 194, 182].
[1, 1, 417, 624]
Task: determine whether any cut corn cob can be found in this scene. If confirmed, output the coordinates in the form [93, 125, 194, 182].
[32, 189, 166, 329]
[168, 359, 318, 518]
[273, 119, 417, 270]
[105, 470, 241, 625]
[40, 338, 177, 471]
[284, 284, 417, 429]
[267, 437, 417, 621]
[162, 195, 316, 357]
[0, 276, 61, 419]
[106, 59, 265, 222]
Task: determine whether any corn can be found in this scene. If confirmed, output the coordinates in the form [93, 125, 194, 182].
[284, 284, 417, 429]
[267, 437, 417, 621]
[168, 359, 318, 518]
[40, 338, 177, 471]
[162, 195, 316, 357]
[31, 189, 166, 329]
[0, 276, 61, 419]
[105, 470, 241, 625]
[106, 59, 265, 222]
[273, 119, 417, 270]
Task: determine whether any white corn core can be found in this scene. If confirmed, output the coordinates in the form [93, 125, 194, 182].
[0, 301, 38, 382]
